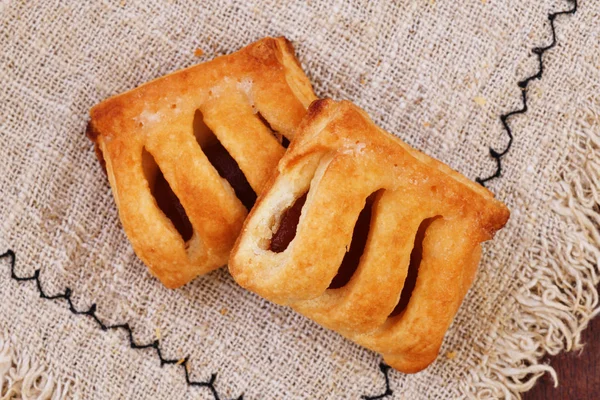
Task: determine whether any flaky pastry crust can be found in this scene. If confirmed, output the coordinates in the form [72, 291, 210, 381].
[87, 37, 316, 288]
[229, 99, 510, 372]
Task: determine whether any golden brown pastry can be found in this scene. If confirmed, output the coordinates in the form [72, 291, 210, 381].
[87, 37, 316, 288]
[229, 99, 510, 372]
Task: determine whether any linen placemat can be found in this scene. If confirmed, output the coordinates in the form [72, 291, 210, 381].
[1, 1, 598, 398]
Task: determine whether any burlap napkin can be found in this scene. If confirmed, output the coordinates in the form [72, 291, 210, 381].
[1, 1, 598, 399]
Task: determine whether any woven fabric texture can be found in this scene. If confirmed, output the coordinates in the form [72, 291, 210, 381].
[0, 1, 598, 399]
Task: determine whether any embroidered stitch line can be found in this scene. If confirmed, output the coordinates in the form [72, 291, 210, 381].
[476, 0, 578, 186]
[362, 363, 393, 400]
[0, 249, 242, 400]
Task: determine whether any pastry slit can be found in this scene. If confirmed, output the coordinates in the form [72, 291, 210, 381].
[141, 148, 194, 242]
[269, 192, 308, 253]
[257, 111, 289, 148]
[328, 190, 381, 289]
[193, 109, 257, 210]
[389, 216, 439, 317]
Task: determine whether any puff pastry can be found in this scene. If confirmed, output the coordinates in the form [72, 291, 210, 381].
[229, 99, 510, 372]
[87, 37, 316, 288]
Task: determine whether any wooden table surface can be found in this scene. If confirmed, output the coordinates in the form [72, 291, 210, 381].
[524, 314, 600, 399]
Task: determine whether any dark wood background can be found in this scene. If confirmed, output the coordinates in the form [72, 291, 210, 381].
[525, 315, 600, 399]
